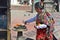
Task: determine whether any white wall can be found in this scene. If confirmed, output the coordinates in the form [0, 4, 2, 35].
[29, 0, 32, 5]
[11, 0, 32, 5]
[11, 0, 19, 5]
[59, 2, 60, 12]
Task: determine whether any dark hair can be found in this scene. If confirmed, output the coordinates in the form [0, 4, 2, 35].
[35, 2, 44, 9]
[41, 0, 44, 2]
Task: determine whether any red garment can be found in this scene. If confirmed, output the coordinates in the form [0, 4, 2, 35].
[36, 29, 53, 40]
[36, 12, 54, 40]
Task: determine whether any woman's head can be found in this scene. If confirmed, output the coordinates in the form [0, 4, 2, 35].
[35, 2, 44, 13]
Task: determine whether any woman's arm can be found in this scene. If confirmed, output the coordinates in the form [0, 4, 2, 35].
[46, 12, 55, 24]
[25, 15, 37, 24]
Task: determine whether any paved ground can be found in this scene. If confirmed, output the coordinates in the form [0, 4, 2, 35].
[52, 12, 60, 40]
[11, 9, 60, 40]
[11, 10, 36, 40]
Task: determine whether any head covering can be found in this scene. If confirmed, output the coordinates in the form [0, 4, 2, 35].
[35, 2, 44, 9]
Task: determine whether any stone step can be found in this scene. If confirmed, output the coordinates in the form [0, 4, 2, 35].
[11, 5, 31, 10]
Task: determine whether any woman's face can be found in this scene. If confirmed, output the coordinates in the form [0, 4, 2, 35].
[35, 7, 42, 13]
